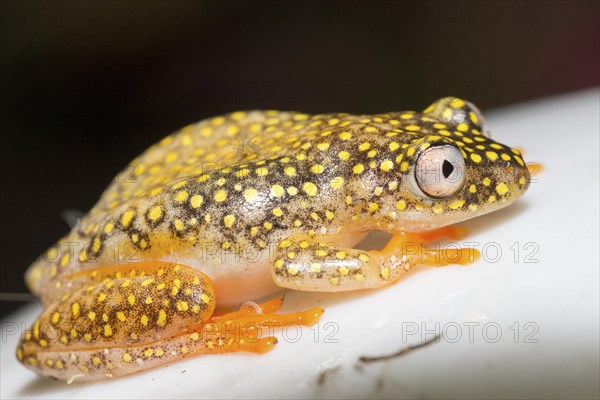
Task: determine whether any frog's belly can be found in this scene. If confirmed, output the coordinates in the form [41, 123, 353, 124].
[158, 231, 368, 309]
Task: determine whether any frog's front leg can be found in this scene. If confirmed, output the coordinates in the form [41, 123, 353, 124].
[17, 261, 322, 382]
[273, 231, 480, 291]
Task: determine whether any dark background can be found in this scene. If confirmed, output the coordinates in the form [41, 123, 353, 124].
[1, 0, 598, 317]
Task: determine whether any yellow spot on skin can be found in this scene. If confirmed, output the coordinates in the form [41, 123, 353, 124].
[302, 182, 318, 196]
[128, 294, 135, 305]
[256, 167, 269, 176]
[84, 333, 92, 341]
[336, 251, 347, 260]
[501, 153, 511, 161]
[457, 123, 469, 132]
[145, 296, 153, 305]
[104, 324, 113, 337]
[175, 191, 189, 202]
[141, 278, 154, 287]
[284, 166, 297, 176]
[104, 223, 114, 234]
[470, 153, 482, 163]
[273, 208, 283, 217]
[330, 177, 344, 189]
[224, 214, 236, 228]
[72, 303, 80, 317]
[190, 332, 200, 341]
[359, 254, 369, 262]
[97, 292, 106, 302]
[190, 194, 204, 208]
[449, 200, 465, 209]
[310, 164, 324, 174]
[122, 210, 134, 227]
[450, 98, 465, 108]
[317, 142, 330, 151]
[197, 174, 210, 182]
[488, 195, 497, 203]
[369, 203, 379, 212]
[88, 311, 96, 321]
[141, 315, 149, 326]
[381, 268, 390, 279]
[486, 151, 498, 161]
[174, 219, 185, 231]
[338, 151, 350, 161]
[330, 277, 340, 286]
[339, 131, 352, 140]
[214, 190, 228, 202]
[496, 183, 510, 196]
[271, 185, 285, 197]
[380, 160, 394, 172]
[359, 142, 371, 151]
[51, 312, 60, 324]
[353, 164, 365, 174]
[92, 236, 102, 253]
[469, 111, 479, 124]
[483, 177, 491, 186]
[117, 312, 126, 322]
[144, 348, 154, 357]
[242, 188, 257, 203]
[395, 200, 407, 210]
[157, 310, 167, 327]
[148, 206, 162, 221]
[123, 353, 132, 362]
[177, 301, 189, 311]
[514, 155, 525, 166]
[432, 204, 444, 213]
[201, 293, 210, 304]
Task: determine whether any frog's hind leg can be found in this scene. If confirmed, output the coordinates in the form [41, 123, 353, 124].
[272, 234, 480, 292]
[17, 261, 323, 382]
[17, 261, 215, 381]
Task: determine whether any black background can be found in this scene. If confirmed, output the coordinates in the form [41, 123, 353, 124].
[1, 0, 598, 317]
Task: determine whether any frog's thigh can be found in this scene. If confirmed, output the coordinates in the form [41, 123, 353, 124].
[272, 233, 479, 291]
[16, 262, 222, 381]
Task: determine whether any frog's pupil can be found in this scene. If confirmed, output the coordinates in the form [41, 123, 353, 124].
[442, 159, 454, 179]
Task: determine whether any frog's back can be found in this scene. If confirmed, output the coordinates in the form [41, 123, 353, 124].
[26, 100, 528, 304]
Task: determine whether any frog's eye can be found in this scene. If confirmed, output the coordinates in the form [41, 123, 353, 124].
[415, 145, 466, 198]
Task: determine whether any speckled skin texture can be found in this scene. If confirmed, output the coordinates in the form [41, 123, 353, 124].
[18, 97, 529, 381]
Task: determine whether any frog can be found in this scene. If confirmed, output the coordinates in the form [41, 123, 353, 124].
[16, 97, 530, 382]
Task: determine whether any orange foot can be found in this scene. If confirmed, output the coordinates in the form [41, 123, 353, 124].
[383, 226, 480, 267]
[192, 298, 324, 354]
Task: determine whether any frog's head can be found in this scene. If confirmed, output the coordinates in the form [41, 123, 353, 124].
[385, 97, 530, 231]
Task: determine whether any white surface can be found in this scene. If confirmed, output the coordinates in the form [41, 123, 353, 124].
[2, 88, 599, 399]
